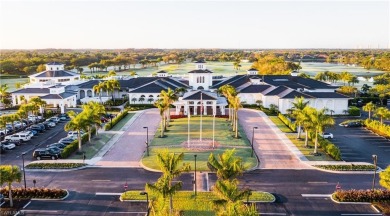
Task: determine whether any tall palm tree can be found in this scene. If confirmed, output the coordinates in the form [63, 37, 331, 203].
[146, 150, 190, 215]
[93, 82, 107, 104]
[0, 84, 9, 107]
[106, 79, 120, 102]
[0, 165, 22, 208]
[207, 149, 245, 180]
[65, 111, 88, 151]
[363, 101, 376, 120]
[82, 101, 105, 138]
[154, 99, 168, 137]
[218, 85, 237, 121]
[297, 107, 315, 148]
[374, 107, 390, 124]
[291, 97, 309, 139]
[212, 179, 253, 216]
[160, 88, 178, 127]
[230, 96, 242, 138]
[310, 108, 335, 154]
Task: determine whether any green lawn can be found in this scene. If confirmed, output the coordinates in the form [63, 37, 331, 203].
[151, 116, 250, 147]
[285, 134, 334, 161]
[268, 116, 294, 133]
[142, 147, 257, 171]
[121, 191, 275, 216]
[144, 116, 257, 171]
[69, 133, 114, 159]
[110, 113, 135, 131]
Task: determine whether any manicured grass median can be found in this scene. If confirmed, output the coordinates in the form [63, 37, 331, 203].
[285, 134, 334, 161]
[268, 116, 294, 133]
[142, 147, 257, 171]
[110, 112, 135, 131]
[121, 191, 275, 215]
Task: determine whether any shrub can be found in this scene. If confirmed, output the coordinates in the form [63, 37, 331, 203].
[333, 189, 390, 202]
[348, 106, 361, 116]
[26, 163, 86, 169]
[104, 111, 128, 130]
[278, 113, 296, 132]
[365, 119, 390, 139]
[61, 128, 95, 158]
[0, 187, 67, 199]
[315, 164, 376, 171]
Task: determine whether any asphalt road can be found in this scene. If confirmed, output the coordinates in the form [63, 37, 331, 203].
[327, 118, 390, 169]
[0, 121, 68, 166]
[19, 168, 382, 216]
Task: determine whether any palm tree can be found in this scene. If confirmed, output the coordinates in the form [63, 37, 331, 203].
[106, 79, 120, 102]
[379, 165, 390, 190]
[207, 149, 245, 180]
[374, 107, 390, 124]
[146, 150, 190, 215]
[297, 107, 314, 148]
[230, 96, 242, 138]
[154, 99, 168, 137]
[93, 82, 107, 104]
[0, 165, 22, 208]
[82, 101, 105, 137]
[255, 100, 263, 108]
[131, 97, 137, 104]
[0, 84, 9, 107]
[65, 111, 88, 151]
[363, 102, 376, 120]
[107, 70, 116, 77]
[29, 97, 47, 115]
[212, 179, 253, 216]
[291, 97, 309, 139]
[160, 88, 179, 127]
[310, 108, 335, 154]
[218, 85, 237, 121]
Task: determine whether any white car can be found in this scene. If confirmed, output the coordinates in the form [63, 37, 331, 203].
[67, 131, 85, 138]
[13, 121, 27, 129]
[5, 133, 32, 142]
[320, 132, 334, 139]
[1, 141, 16, 150]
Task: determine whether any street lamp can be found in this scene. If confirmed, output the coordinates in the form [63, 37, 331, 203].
[372, 154, 378, 191]
[140, 191, 149, 216]
[21, 152, 26, 189]
[194, 154, 197, 196]
[143, 126, 149, 156]
[251, 127, 258, 157]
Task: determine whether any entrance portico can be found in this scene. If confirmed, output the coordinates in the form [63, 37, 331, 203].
[174, 90, 227, 116]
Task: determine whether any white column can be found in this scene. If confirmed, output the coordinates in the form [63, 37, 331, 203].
[194, 102, 197, 115]
[12, 95, 17, 106]
[175, 106, 179, 115]
[184, 104, 188, 115]
[203, 104, 207, 115]
[60, 103, 65, 114]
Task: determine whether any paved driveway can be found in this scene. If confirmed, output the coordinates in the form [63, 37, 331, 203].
[238, 109, 311, 169]
[328, 118, 390, 169]
[94, 109, 160, 167]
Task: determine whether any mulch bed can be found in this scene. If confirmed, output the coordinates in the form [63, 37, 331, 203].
[0, 199, 30, 216]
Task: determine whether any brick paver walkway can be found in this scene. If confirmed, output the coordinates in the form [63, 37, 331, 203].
[239, 108, 312, 169]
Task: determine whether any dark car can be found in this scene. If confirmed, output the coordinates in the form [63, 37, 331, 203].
[345, 122, 362, 128]
[101, 117, 108, 123]
[58, 114, 70, 121]
[46, 146, 62, 154]
[33, 148, 60, 160]
[59, 137, 76, 145]
[30, 125, 45, 133]
[24, 128, 38, 136]
[41, 122, 52, 130]
[47, 143, 66, 149]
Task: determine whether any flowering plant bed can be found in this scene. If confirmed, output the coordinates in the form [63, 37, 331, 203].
[333, 189, 390, 202]
[0, 187, 67, 199]
[26, 163, 87, 169]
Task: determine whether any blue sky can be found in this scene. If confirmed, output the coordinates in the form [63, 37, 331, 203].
[1, 0, 389, 49]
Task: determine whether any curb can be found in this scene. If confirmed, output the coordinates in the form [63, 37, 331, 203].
[25, 165, 88, 172]
[31, 189, 70, 201]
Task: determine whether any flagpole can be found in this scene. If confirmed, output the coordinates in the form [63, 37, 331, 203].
[200, 91, 202, 141]
[188, 109, 190, 148]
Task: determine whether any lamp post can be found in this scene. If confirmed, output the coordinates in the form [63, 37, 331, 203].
[143, 126, 149, 156]
[251, 127, 258, 157]
[372, 154, 378, 191]
[22, 152, 26, 189]
[140, 191, 149, 216]
[194, 154, 197, 196]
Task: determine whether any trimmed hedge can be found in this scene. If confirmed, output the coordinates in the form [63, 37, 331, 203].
[0, 187, 67, 199]
[365, 119, 390, 139]
[308, 132, 342, 161]
[333, 189, 390, 202]
[26, 163, 86, 169]
[104, 111, 128, 130]
[315, 164, 376, 171]
[278, 113, 296, 132]
[348, 106, 361, 116]
[61, 127, 96, 159]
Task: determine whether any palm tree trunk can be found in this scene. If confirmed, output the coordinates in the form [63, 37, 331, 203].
[160, 116, 164, 137]
[314, 131, 318, 154]
[297, 123, 301, 139]
[368, 111, 371, 120]
[304, 130, 309, 147]
[8, 183, 13, 207]
[232, 111, 235, 131]
[235, 111, 239, 138]
[167, 107, 170, 127]
[95, 124, 99, 136]
[78, 132, 82, 151]
[170, 195, 173, 215]
[88, 126, 91, 142]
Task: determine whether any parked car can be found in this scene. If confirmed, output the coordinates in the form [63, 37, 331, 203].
[20, 131, 34, 138]
[13, 121, 27, 129]
[0, 145, 5, 154]
[4, 133, 32, 142]
[0, 193, 4, 204]
[47, 143, 66, 149]
[33, 148, 60, 160]
[48, 117, 60, 124]
[59, 137, 76, 145]
[101, 117, 108, 123]
[30, 125, 45, 133]
[344, 122, 362, 128]
[67, 131, 85, 138]
[39, 122, 51, 130]
[1, 141, 16, 150]
[28, 115, 38, 122]
[46, 146, 62, 154]
[24, 128, 38, 136]
[58, 114, 70, 121]
[44, 120, 56, 128]
[320, 132, 334, 139]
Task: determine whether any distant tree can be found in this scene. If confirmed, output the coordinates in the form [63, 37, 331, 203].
[362, 102, 376, 120]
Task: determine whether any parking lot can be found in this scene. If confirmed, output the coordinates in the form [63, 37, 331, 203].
[327, 118, 390, 169]
[1, 119, 68, 166]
